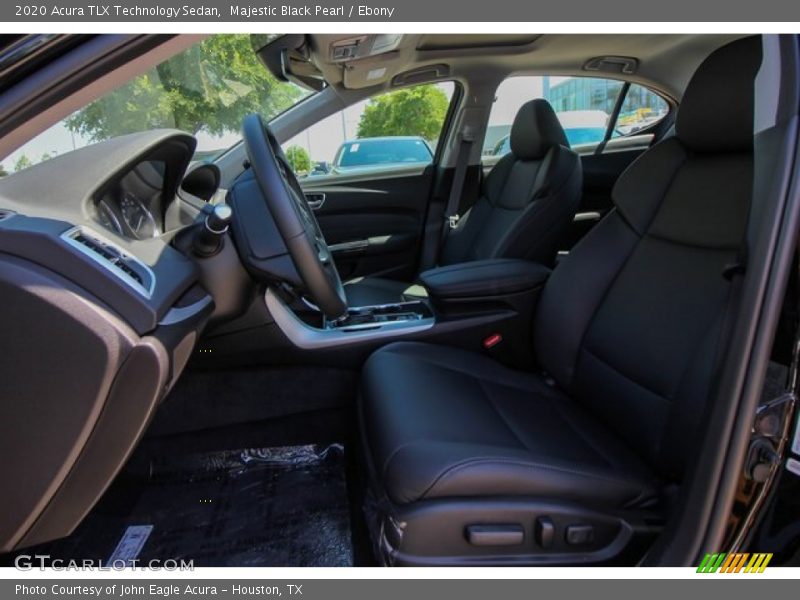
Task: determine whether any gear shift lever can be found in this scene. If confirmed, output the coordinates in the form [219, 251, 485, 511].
[193, 203, 232, 257]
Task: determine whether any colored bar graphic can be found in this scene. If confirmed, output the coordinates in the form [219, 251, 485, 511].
[696, 552, 772, 573]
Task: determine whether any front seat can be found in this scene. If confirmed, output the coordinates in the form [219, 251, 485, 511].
[344, 99, 582, 306]
[359, 36, 761, 566]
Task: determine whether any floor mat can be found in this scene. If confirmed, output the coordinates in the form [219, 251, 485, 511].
[27, 444, 353, 567]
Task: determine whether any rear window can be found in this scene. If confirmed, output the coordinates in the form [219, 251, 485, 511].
[564, 127, 609, 145]
[336, 139, 432, 167]
[484, 75, 670, 157]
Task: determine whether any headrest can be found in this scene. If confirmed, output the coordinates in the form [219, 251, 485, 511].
[510, 98, 570, 160]
[676, 36, 762, 153]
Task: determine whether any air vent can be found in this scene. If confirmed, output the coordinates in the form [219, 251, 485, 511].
[61, 227, 155, 298]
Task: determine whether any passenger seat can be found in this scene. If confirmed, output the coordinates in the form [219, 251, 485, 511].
[344, 99, 583, 306]
[357, 36, 762, 566]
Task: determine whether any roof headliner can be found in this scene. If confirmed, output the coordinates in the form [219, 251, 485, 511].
[309, 33, 748, 99]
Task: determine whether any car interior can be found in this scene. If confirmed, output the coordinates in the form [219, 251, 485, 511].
[0, 32, 799, 567]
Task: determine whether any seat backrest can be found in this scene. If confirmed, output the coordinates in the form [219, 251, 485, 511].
[533, 36, 762, 479]
[440, 99, 582, 267]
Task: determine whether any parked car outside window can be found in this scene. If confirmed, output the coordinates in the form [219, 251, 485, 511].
[332, 136, 433, 174]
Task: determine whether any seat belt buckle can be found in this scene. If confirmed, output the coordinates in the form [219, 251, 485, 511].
[448, 214, 461, 229]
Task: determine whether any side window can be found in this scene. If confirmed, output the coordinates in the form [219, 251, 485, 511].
[283, 82, 455, 179]
[483, 76, 669, 161]
[612, 84, 670, 137]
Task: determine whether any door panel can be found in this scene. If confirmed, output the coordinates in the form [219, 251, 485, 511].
[281, 81, 458, 283]
[302, 165, 436, 282]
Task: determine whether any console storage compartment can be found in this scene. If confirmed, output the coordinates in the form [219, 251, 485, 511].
[420, 258, 550, 314]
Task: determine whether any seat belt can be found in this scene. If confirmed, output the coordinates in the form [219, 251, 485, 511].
[440, 130, 475, 248]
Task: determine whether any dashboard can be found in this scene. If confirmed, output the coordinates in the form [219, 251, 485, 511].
[0, 130, 220, 553]
[0, 129, 208, 334]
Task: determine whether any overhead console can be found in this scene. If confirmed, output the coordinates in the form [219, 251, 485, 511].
[254, 33, 418, 92]
[328, 34, 404, 62]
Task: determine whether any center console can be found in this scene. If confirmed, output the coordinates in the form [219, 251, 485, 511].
[418, 258, 552, 317]
[265, 289, 436, 350]
[265, 258, 550, 366]
[328, 300, 433, 332]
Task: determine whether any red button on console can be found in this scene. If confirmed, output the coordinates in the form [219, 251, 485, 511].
[483, 333, 503, 349]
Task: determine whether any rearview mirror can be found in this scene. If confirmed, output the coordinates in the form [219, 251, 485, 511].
[181, 162, 221, 202]
[253, 34, 326, 92]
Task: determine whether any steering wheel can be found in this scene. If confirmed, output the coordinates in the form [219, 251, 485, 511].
[241, 113, 347, 320]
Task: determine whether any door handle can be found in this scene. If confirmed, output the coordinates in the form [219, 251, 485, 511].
[329, 239, 369, 254]
[305, 193, 326, 210]
[573, 211, 602, 223]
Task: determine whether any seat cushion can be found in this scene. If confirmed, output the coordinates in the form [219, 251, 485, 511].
[344, 277, 427, 306]
[360, 341, 662, 509]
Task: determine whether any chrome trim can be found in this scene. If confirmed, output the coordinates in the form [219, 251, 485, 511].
[204, 214, 230, 235]
[159, 295, 213, 326]
[305, 192, 326, 210]
[573, 211, 602, 222]
[265, 287, 434, 350]
[300, 296, 322, 312]
[207, 203, 233, 233]
[61, 226, 156, 299]
[329, 239, 369, 253]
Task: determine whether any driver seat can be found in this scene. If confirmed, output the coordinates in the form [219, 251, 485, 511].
[358, 36, 761, 565]
[344, 98, 582, 306]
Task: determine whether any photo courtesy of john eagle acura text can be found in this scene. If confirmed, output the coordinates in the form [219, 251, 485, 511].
[0, 30, 799, 571]
[14, 584, 291, 596]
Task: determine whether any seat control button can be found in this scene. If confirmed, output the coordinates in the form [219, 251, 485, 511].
[565, 524, 595, 546]
[534, 517, 555, 548]
[466, 525, 524, 546]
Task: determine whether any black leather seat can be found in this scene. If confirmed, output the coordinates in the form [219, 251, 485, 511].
[362, 342, 661, 508]
[344, 99, 582, 306]
[359, 37, 761, 565]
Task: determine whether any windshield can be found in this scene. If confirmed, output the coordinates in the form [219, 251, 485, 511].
[1, 34, 315, 175]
